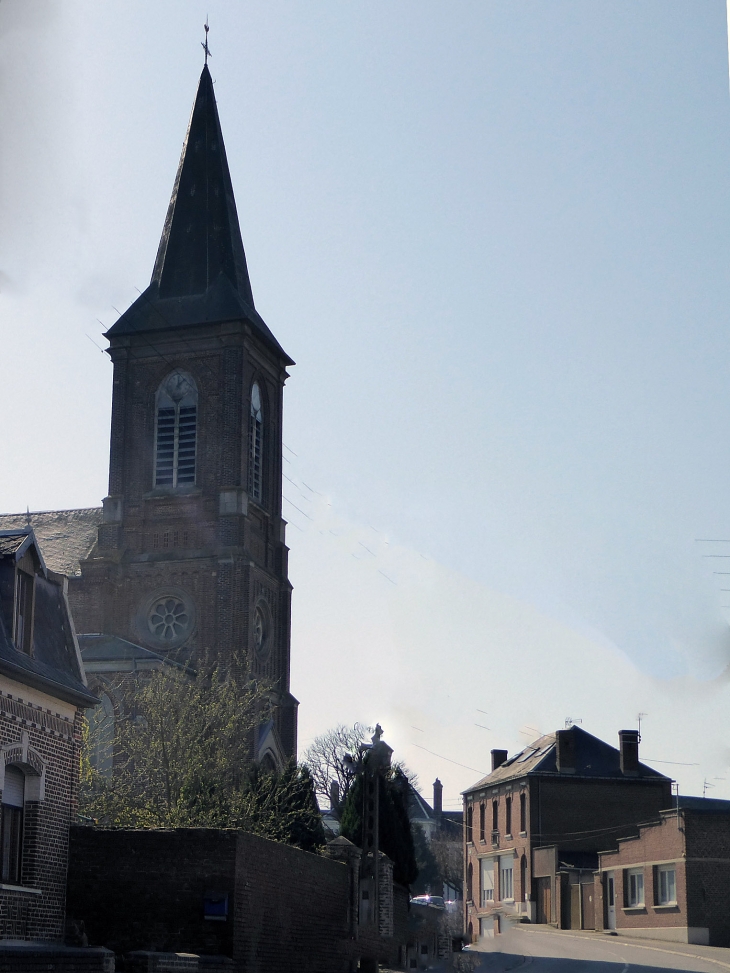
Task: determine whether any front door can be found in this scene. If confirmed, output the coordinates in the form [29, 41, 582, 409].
[536, 877, 551, 924]
[606, 872, 616, 930]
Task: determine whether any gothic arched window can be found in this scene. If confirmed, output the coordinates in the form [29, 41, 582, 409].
[248, 382, 263, 502]
[154, 371, 198, 488]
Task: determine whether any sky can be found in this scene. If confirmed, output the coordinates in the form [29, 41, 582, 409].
[2, 1, 730, 808]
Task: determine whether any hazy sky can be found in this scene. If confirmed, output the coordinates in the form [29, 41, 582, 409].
[2, 1, 730, 807]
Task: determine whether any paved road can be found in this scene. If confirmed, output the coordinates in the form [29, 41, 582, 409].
[463, 920, 730, 972]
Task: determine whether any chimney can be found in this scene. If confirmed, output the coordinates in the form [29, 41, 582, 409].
[433, 778, 443, 820]
[619, 730, 640, 776]
[329, 780, 340, 810]
[491, 749, 508, 771]
[555, 729, 576, 774]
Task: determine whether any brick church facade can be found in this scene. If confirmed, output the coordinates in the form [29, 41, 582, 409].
[0, 65, 298, 766]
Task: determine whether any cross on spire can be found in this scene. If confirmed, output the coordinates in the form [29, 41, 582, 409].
[202, 19, 211, 65]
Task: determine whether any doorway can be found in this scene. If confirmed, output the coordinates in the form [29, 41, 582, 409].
[606, 872, 616, 930]
[536, 877, 551, 924]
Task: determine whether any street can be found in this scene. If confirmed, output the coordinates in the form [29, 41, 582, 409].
[464, 920, 730, 972]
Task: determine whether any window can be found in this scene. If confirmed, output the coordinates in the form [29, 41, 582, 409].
[626, 868, 644, 907]
[1, 766, 24, 884]
[479, 803, 485, 843]
[492, 800, 499, 833]
[499, 855, 514, 901]
[466, 805, 473, 843]
[248, 382, 263, 501]
[13, 570, 33, 654]
[520, 792, 526, 833]
[520, 855, 527, 902]
[480, 859, 494, 905]
[505, 796, 512, 836]
[467, 862, 473, 901]
[656, 865, 676, 905]
[154, 371, 198, 489]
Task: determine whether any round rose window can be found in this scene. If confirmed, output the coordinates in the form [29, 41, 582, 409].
[148, 597, 190, 643]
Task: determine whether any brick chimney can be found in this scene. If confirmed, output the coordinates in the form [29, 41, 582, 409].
[619, 730, 640, 776]
[433, 778, 443, 821]
[491, 749, 508, 771]
[555, 729, 576, 774]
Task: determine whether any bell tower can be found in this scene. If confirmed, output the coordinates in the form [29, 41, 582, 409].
[69, 64, 297, 762]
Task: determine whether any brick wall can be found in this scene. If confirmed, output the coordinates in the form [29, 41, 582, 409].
[684, 813, 730, 946]
[67, 827, 369, 973]
[534, 777, 671, 851]
[67, 828, 237, 958]
[0, 685, 83, 942]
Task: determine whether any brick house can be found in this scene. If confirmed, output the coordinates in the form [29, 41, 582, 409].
[462, 726, 671, 941]
[0, 529, 98, 942]
[595, 796, 730, 947]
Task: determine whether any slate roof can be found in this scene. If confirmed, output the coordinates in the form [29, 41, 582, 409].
[0, 534, 30, 557]
[106, 65, 293, 367]
[463, 726, 670, 795]
[78, 634, 192, 673]
[0, 530, 97, 707]
[0, 509, 101, 577]
[676, 796, 730, 814]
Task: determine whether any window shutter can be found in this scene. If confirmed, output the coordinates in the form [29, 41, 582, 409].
[2, 767, 24, 808]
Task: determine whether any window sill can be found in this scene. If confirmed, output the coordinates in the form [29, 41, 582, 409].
[505, 834, 513, 841]
[0, 883, 42, 896]
[519, 831, 527, 838]
[622, 906, 646, 913]
[654, 903, 679, 911]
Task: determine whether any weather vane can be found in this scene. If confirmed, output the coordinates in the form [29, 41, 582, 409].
[202, 18, 211, 65]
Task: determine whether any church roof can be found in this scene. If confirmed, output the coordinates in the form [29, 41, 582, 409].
[0, 509, 101, 577]
[107, 65, 293, 366]
[78, 634, 193, 673]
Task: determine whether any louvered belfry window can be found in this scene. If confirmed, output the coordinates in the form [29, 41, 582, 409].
[248, 382, 263, 502]
[154, 371, 198, 488]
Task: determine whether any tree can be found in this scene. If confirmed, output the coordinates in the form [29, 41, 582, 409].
[79, 661, 324, 851]
[411, 825, 441, 895]
[302, 722, 370, 808]
[430, 825, 464, 897]
[340, 767, 418, 887]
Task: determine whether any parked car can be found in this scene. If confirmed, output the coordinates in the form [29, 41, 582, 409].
[410, 894, 445, 909]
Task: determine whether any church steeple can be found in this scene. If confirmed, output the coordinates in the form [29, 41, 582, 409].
[153, 64, 254, 305]
[107, 65, 292, 365]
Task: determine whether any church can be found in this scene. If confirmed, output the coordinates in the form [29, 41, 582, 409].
[0, 64, 298, 769]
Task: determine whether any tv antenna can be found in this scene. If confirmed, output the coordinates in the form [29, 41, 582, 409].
[637, 712, 648, 742]
[564, 717, 582, 729]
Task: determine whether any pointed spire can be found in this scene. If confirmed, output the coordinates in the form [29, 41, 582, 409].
[107, 66, 292, 365]
[152, 64, 254, 305]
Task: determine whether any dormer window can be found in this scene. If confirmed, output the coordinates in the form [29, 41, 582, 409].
[154, 371, 198, 489]
[13, 568, 34, 655]
[248, 382, 263, 502]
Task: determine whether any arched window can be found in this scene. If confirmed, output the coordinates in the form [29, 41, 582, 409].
[1, 765, 24, 884]
[466, 805, 473, 843]
[154, 371, 198, 488]
[248, 382, 263, 502]
[520, 854, 528, 903]
[467, 862, 473, 902]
